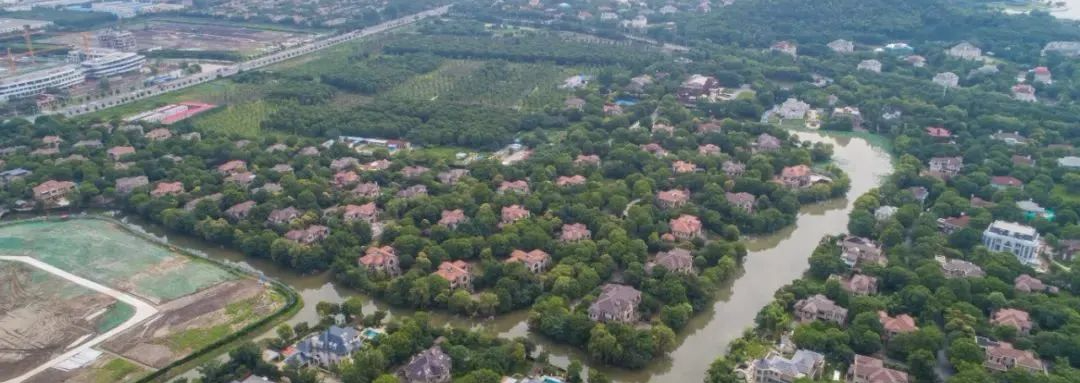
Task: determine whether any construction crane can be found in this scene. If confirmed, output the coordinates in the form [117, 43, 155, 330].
[22, 25, 34, 64]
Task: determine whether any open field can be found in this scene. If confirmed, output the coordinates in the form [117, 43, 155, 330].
[83, 80, 264, 121]
[0, 261, 127, 381]
[0, 219, 285, 382]
[43, 20, 317, 55]
[192, 99, 278, 138]
[386, 59, 578, 109]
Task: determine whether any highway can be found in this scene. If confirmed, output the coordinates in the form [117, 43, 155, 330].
[46, 5, 451, 118]
[0, 255, 159, 383]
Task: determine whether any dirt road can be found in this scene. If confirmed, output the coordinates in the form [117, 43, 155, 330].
[0, 256, 158, 383]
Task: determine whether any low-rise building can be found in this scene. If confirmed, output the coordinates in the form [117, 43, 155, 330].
[794, 294, 847, 325]
[588, 284, 642, 323]
[575, 154, 601, 166]
[669, 214, 703, 240]
[838, 274, 878, 296]
[1033, 66, 1052, 84]
[976, 336, 1045, 374]
[344, 203, 378, 223]
[285, 225, 330, 244]
[928, 156, 962, 178]
[937, 215, 970, 234]
[990, 176, 1023, 189]
[878, 311, 917, 339]
[268, 206, 302, 225]
[1012, 84, 1036, 102]
[672, 160, 698, 174]
[983, 221, 1041, 267]
[933, 72, 960, 88]
[657, 189, 690, 209]
[947, 42, 982, 60]
[857, 59, 882, 73]
[723, 161, 746, 177]
[751, 349, 825, 383]
[145, 128, 172, 141]
[437, 169, 469, 185]
[359, 246, 400, 276]
[107, 146, 135, 160]
[434, 261, 472, 289]
[226, 201, 256, 220]
[498, 180, 531, 194]
[847, 355, 909, 383]
[507, 249, 550, 273]
[400, 346, 452, 383]
[501, 205, 530, 225]
[439, 209, 467, 229]
[779, 165, 811, 188]
[1014, 274, 1052, 293]
[560, 223, 591, 242]
[556, 175, 587, 187]
[725, 192, 755, 213]
[217, 160, 247, 175]
[151, 181, 183, 197]
[992, 308, 1033, 334]
[284, 325, 363, 368]
[828, 39, 855, 53]
[840, 235, 887, 268]
[115, 175, 148, 195]
[647, 248, 694, 274]
[33, 180, 77, 204]
[940, 258, 985, 278]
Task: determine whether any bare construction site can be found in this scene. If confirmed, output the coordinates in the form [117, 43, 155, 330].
[0, 219, 285, 382]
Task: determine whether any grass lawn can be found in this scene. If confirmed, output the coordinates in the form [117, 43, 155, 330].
[387, 59, 577, 109]
[193, 99, 277, 138]
[92, 358, 146, 383]
[1052, 185, 1080, 204]
[80, 81, 264, 122]
[167, 324, 232, 352]
[97, 302, 135, 332]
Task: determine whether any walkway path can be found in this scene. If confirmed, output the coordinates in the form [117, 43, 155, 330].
[0, 255, 158, 383]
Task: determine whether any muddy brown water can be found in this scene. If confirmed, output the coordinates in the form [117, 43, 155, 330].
[153, 130, 892, 382]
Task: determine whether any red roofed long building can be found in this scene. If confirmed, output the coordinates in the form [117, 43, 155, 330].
[32, 180, 76, 204]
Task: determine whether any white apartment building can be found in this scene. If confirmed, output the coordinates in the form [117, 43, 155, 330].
[0, 65, 84, 101]
[983, 220, 1042, 267]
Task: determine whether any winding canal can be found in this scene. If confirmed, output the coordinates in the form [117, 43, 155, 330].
[141, 130, 892, 382]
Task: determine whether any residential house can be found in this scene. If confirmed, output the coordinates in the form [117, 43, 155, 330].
[107, 146, 136, 160]
[32, 180, 76, 204]
[1012, 155, 1034, 166]
[560, 223, 591, 242]
[840, 236, 887, 268]
[697, 120, 723, 134]
[991, 131, 1028, 146]
[992, 308, 1033, 334]
[699, 144, 722, 156]
[402, 166, 430, 178]
[285, 225, 330, 245]
[588, 284, 642, 323]
[151, 181, 183, 197]
[507, 249, 551, 273]
[1033, 66, 1052, 84]
[829, 39, 855, 53]
[331, 157, 360, 172]
[1012, 84, 1036, 102]
[359, 246, 401, 276]
[925, 126, 952, 140]
[603, 103, 623, 116]
[217, 160, 246, 175]
[1017, 200, 1053, 221]
[285, 325, 363, 368]
[226, 201, 256, 220]
[933, 72, 960, 88]
[723, 161, 746, 177]
[878, 311, 917, 339]
[857, 59, 882, 73]
[0, 168, 30, 184]
[677, 74, 720, 104]
[272, 164, 293, 173]
[927, 156, 963, 179]
[333, 171, 360, 188]
[657, 189, 690, 209]
[641, 143, 668, 157]
[947, 42, 982, 60]
[626, 75, 653, 94]
[115, 176, 148, 195]
[1014, 274, 1053, 293]
[669, 214, 703, 240]
[779, 165, 811, 188]
[226, 172, 256, 186]
[875, 206, 898, 221]
[940, 258, 985, 278]
[400, 346, 452, 383]
[847, 355, 909, 383]
[652, 123, 675, 135]
[437, 169, 469, 185]
[40, 135, 62, 149]
[145, 128, 172, 141]
[434, 261, 472, 289]
[771, 40, 797, 57]
[298, 146, 320, 156]
[557, 175, 587, 187]
[776, 99, 810, 120]
[672, 160, 698, 174]
[983, 221, 1041, 267]
[905, 55, 926, 67]
[990, 176, 1023, 189]
[344, 203, 379, 223]
[794, 294, 847, 325]
[352, 182, 380, 199]
[647, 248, 694, 274]
[575, 154, 601, 166]
[838, 274, 878, 296]
[397, 185, 428, 199]
[725, 192, 755, 213]
[937, 215, 970, 234]
[977, 337, 1045, 374]
[1042, 41, 1080, 57]
[501, 205, 530, 225]
[438, 209, 467, 229]
[565, 97, 586, 110]
[361, 159, 391, 172]
[752, 349, 825, 383]
[907, 186, 929, 205]
[268, 207, 302, 225]
[498, 180, 531, 194]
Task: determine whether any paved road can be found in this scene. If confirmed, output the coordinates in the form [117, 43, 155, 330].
[0, 255, 159, 383]
[42, 5, 451, 119]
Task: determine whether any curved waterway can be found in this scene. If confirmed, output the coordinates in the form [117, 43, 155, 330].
[147, 130, 892, 383]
